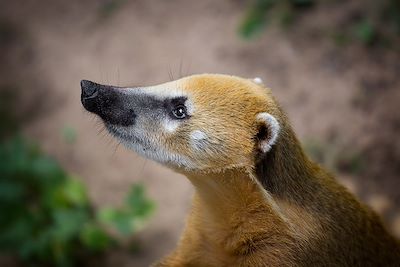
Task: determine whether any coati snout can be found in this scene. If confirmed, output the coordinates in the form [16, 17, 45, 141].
[81, 80, 136, 126]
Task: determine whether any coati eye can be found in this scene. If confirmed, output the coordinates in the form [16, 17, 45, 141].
[172, 105, 187, 119]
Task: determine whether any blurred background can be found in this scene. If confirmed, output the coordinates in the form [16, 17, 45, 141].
[1, 0, 400, 266]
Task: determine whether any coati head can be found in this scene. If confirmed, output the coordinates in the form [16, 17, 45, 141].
[81, 74, 281, 173]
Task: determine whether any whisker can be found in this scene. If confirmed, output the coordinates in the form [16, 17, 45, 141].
[105, 64, 109, 85]
[98, 61, 103, 84]
[105, 134, 115, 148]
[171, 63, 175, 80]
[140, 158, 148, 174]
[179, 57, 183, 79]
[112, 141, 122, 156]
[168, 64, 174, 81]
[117, 67, 120, 87]
[99, 131, 108, 141]
[96, 128, 105, 137]
[185, 59, 192, 77]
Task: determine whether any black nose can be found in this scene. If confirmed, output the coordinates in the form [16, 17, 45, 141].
[81, 80, 99, 99]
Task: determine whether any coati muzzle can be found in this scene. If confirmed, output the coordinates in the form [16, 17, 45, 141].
[80, 80, 136, 126]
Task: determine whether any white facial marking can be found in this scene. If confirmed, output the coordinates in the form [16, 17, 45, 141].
[129, 81, 187, 99]
[253, 77, 263, 84]
[123, 139, 194, 168]
[185, 98, 195, 115]
[191, 130, 207, 140]
[163, 119, 180, 133]
[108, 124, 196, 169]
[190, 130, 208, 150]
[256, 112, 280, 153]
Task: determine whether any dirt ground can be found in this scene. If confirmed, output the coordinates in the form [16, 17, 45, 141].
[1, 0, 400, 266]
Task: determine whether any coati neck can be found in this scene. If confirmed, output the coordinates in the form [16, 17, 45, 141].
[186, 167, 291, 250]
[187, 167, 271, 217]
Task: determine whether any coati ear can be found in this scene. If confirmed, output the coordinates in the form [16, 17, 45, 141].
[255, 112, 280, 153]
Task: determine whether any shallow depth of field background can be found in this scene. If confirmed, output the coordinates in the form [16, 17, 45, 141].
[1, 0, 400, 266]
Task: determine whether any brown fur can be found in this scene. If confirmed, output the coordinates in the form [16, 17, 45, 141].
[148, 74, 400, 267]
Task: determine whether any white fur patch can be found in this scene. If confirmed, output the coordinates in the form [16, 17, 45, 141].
[107, 124, 196, 169]
[131, 81, 187, 99]
[191, 130, 207, 140]
[163, 119, 180, 133]
[190, 130, 208, 150]
[123, 138, 195, 169]
[185, 98, 195, 115]
[253, 77, 263, 84]
[256, 112, 280, 153]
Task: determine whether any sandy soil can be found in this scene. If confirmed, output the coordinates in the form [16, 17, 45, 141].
[1, 0, 400, 266]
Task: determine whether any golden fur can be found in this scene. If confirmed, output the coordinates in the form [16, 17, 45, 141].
[80, 74, 400, 266]
[147, 74, 400, 266]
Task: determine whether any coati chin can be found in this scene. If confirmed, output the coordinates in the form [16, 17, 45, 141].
[81, 74, 400, 266]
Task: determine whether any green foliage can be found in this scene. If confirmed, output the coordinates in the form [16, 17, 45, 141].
[302, 139, 327, 165]
[0, 87, 19, 139]
[0, 137, 154, 266]
[353, 19, 377, 45]
[239, 0, 275, 39]
[61, 126, 77, 145]
[240, 0, 400, 47]
[98, 0, 127, 19]
[239, 0, 315, 38]
[333, 17, 379, 46]
[335, 150, 365, 175]
[384, 0, 400, 34]
[303, 138, 365, 175]
[98, 184, 154, 236]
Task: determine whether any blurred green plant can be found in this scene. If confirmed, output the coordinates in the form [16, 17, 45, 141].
[383, 0, 400, 34]
[98, 185, 155, 236]
[98, 0, 127, 19]
[0, 87, 20, 139]
[0, 136, 154, 267]
[303, 138, 365, 175]
[239, 0, 315, 38]
[353, 19, 377, 45]
[61, 126, 77, 145]
[333, 17, 380, 47]
[240, 0, 400, 47]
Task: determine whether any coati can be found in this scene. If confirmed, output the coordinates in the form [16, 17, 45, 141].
[81, 74, 400, 266]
